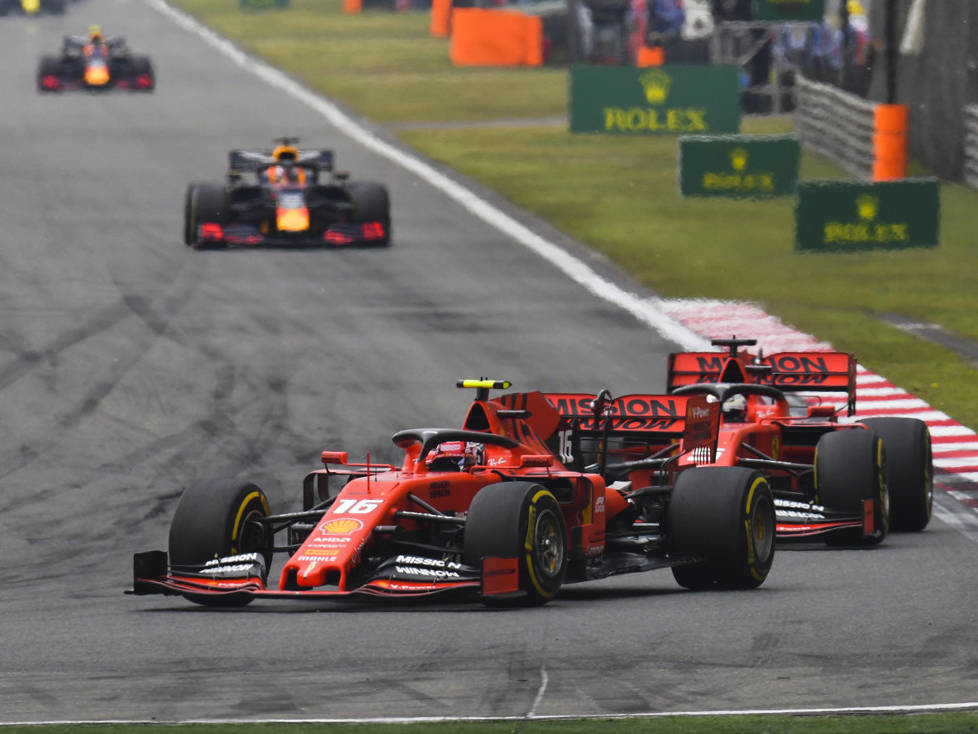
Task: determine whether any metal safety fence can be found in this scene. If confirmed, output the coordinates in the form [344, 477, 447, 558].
[794, 74, 875, 180]
[965, 105, 978, 190]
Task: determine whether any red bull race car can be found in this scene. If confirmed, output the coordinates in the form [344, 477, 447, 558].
[183, 137, 391, 249]
[550, 337, 932, 548]
[1, 0, 65, 15]
[37, 27, 154, 92]
[129, 380, 775, 607]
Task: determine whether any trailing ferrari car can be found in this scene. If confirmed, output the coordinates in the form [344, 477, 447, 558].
[1, 0, 65, 15]
[37, 27, 154, 92]
[552, 337, 932, 548]
[183, 137, 391, 249]
[129, 379, 775, 607]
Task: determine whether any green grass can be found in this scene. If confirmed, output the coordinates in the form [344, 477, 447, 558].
[4, 713, 978, 733]
[168, 0, 978, 431]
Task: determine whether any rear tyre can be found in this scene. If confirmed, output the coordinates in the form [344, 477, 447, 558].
[816, 428, 889, 546]
[130, 56, 155, 90]
[348, 181, 391, 245]
[186, 183, 229, 249]
[464, 482, 566, 606]
[860, 417, 932, 531]
[37, 56, 61, 92]
[168, 479, 273, 607]
[668, 467, 775, 590]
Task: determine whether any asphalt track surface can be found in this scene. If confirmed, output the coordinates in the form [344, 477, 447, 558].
[1, 0, 976, 724]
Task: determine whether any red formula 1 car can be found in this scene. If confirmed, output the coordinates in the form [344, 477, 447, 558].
[37, 28, 154, 93]
[129, 380, 775, 607]
[554, 337, 932, 547]
[183, 137, 390, 249]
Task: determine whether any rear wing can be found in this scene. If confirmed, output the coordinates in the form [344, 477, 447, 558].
[229, 149, 334, 173]
[667, 349, 857, 416]
[545, 392, 720, 470]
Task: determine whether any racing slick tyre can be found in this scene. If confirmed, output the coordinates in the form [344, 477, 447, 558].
[463, 482, 566, 606]
[816, 428, 889, 546]
[37, 56, 62, 92]
[348, 181, 391, 245]
[130, 56, 155, 91]
[859, 417, 933, 532]
[186, 183, 229, 249]
[168, 479, 273, 607]
[667, 467, 775, 590]
[44, 0, 65, 13]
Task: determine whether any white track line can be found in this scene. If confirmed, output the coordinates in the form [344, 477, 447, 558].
[8, 699, 978, 726]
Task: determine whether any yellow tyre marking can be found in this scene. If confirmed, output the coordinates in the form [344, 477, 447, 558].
[743, 476, 770, 582]
[231, 490, 269, 553]
[524, 489, 558, 599]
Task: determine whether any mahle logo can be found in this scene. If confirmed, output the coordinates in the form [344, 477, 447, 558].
[639, 69, 672, 105]
[730, 147, 748, 172]
[856, 194, 879, 221]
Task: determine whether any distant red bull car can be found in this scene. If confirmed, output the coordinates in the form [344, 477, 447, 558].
[1, 0, 66, 16]
[183, 137, 391, 249]
[129, 379, 775, 607]
[37, 32, 154, 92]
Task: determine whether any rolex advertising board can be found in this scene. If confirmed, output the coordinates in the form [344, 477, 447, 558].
[240, 0, 289, 8]
[795, 179, 940, 252]
[569, 65, 740, 135]
[679, 135, 800, 197]
[752, 0, 824, 21]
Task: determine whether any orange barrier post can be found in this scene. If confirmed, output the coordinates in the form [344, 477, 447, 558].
[873, 103, 909, 181]
[343, 0, 362, 12]
[636, 45, 665, 67]
[430, 0, 453, 37]
[449, 8, 543, 66]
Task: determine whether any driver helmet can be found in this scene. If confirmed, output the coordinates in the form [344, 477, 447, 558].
[722, 393, 748, 422]
[88, 25, 104, 43]
[426, 441, 485, 472]
[272, 144, 299, 163]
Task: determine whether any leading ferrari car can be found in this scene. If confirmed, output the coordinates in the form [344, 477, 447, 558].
[183, 137, 391, 249]
[551, 337, 932, 548]
[37, 27, 154, 92]
[130, 379, 775, 607]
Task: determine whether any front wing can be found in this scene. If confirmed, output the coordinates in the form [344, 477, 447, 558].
[127, 550, 481, 603]
[775, 497, 876, 540]
[195, 221, 388, 247]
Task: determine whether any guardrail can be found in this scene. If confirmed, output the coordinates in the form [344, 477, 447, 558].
[965, 104, 978, 189]
[794, 74, 876, 179]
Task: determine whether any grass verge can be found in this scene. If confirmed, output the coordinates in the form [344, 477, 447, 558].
[166, 0, 978, 431]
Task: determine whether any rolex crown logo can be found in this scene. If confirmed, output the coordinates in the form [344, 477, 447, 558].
[730, 147, 748, 172]
[856, 194, 879, 221]
[638, 69, 672, 105]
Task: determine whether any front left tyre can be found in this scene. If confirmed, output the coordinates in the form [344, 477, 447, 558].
[168, 478, 273, 607]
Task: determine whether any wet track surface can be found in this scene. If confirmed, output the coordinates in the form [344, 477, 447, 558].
[1, 0, 976, 722]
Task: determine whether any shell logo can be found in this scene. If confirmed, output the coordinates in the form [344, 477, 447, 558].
[321, 518, 363, 535]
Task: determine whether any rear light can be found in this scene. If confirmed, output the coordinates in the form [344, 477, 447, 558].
[41, 75, 60, 90]
[361, 222, 386, 240]
[199, 222, 224, 240]
[325, 230, 354, 244]
[136, 74, 153, 89]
